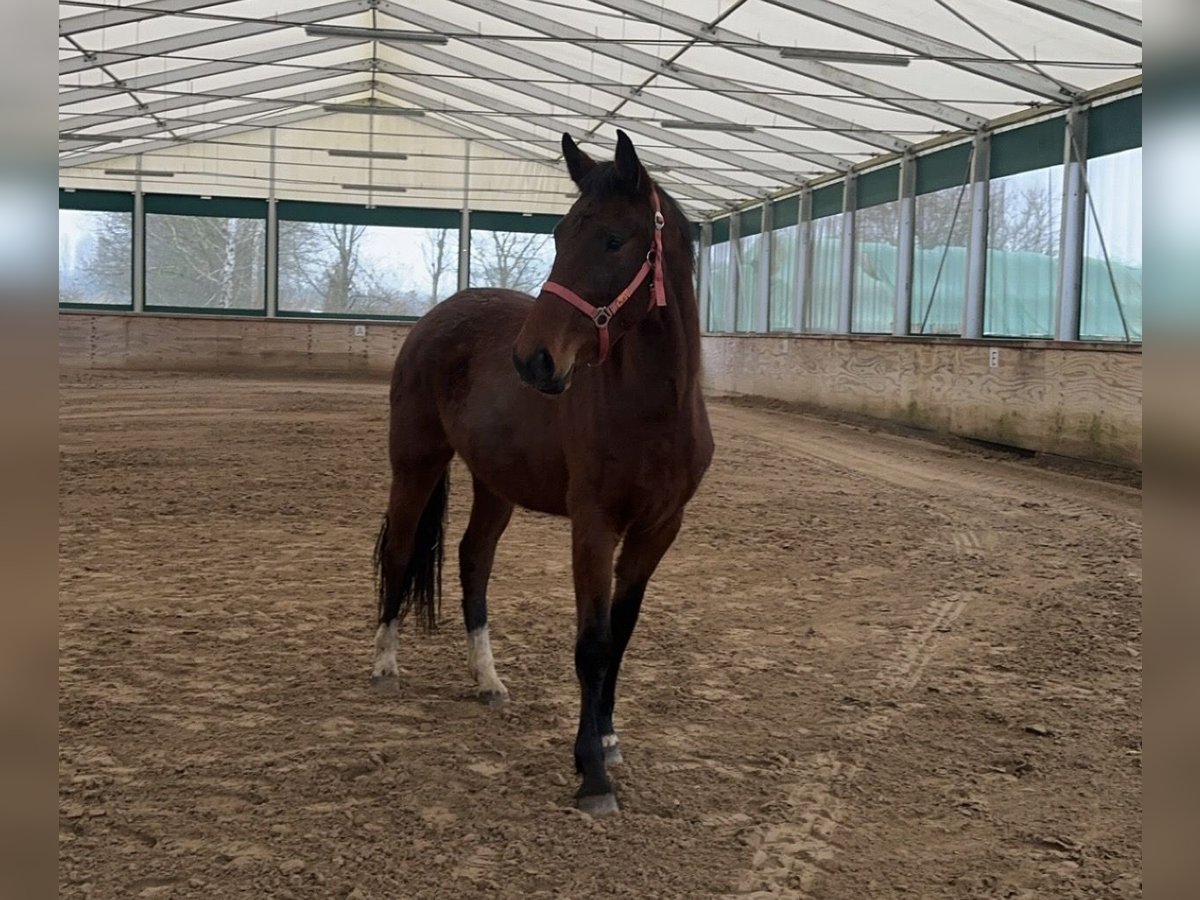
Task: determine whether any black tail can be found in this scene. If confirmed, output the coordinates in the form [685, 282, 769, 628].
[374, 471, 450, 632]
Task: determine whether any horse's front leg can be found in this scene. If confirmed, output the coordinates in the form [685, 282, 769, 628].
[570, 510, 619, 815]
[599, 512, 684, 766]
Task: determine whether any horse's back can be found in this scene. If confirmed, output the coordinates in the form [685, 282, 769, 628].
[394, 288, 531, 375]
[389, 288, 570, 515]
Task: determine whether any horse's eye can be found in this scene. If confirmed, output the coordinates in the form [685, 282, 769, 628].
[604, 234, 624, 252]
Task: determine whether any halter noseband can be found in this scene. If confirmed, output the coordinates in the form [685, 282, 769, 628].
[539, 188, 667, 365]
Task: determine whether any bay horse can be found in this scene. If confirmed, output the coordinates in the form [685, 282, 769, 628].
[371, 130, 713, 815]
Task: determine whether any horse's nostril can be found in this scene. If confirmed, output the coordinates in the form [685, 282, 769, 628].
[532, 348, 555, 382]
[514, 347, 556, 386]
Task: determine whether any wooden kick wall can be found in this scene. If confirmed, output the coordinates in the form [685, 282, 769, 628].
[58, 311, 410, 376]
[701, 334, 1141, 469]
[59, 313, 1142, 469]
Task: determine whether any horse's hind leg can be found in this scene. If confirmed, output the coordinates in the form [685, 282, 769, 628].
[459, 477, 514, 705]
[372, 451, 452, 686]
[599, 513, 684, 765]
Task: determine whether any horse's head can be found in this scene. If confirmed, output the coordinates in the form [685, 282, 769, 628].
[513, 130, 663, 394]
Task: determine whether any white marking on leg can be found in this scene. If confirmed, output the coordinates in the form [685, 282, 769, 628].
[602, 732, 623, 764]
[467, 625, 507, 698]
[372, 620, 399, 678]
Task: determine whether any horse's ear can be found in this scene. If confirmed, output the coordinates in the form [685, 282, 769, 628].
[562, 133, 597, 186]
[614, 129, 643, 191]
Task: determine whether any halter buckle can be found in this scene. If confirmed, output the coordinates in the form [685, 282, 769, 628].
[592, 307, 612, 327]
[654, 211, 665, 230]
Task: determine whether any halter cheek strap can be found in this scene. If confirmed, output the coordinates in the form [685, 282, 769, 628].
[540, 188, 667, 365]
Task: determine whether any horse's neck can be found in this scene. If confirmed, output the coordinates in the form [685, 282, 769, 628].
[612, 266, 702, 408]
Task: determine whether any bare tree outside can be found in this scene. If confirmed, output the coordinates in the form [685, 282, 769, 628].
[144, 214, 266, 309]
[471, 230, 554, 293]
[421, 228, 454, 309]
[59, 210, 133, 304]
[278, 221, 457, 315]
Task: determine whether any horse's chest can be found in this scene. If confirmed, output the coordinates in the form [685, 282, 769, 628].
[598, 422, 709, 521]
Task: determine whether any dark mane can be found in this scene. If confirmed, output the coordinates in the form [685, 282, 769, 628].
[577, 161, 696, 272]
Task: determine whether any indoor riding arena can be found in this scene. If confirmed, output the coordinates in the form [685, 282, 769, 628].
[58, 3, 1142, 898]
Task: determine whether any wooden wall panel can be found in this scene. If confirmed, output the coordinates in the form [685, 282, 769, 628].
[59, 314, 1141, 468]
[59, 312, 410, 377]
[701, 335, 1141, 469]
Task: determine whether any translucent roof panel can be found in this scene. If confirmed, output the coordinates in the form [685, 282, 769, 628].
[59, 0, 1142, 217]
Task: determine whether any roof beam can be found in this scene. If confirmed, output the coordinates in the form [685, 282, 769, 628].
[1004, 0, 1142, 46]
[59, 81, 372, 164]
[378, 44, 847, 178]
[59, 35, 363, 107]
[376, 63, 775, 193]
[59, 0, 369, 75]
[56, 78, 718, 216]
[60, 102, 357, 169]
[372, 70, 768, 195]
[372, 48, 820, 184]
[763, 0, 1079, 100]
[589, 0, 984, 130]
[60, 0, 238, 37]
[425, 0, 909, 155]
[60, 62, 373, 135]
[372, 82, 731, 207]
[377, 1, 848, 176]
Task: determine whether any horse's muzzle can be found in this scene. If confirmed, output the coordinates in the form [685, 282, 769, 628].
[513, 347, 572, 395]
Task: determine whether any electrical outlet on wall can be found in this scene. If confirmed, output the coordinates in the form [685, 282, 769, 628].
[989, 347, 1000, 368]
[353, 325, 366, 337]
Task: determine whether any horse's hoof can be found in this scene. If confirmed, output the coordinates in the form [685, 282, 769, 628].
[604, 743, 624, 766]
[576, 792, 619, 817]
[477, 690, 509, 707]
[369, 673, 399, 692]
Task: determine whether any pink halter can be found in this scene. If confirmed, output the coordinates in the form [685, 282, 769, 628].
[539, 188, 668, 365]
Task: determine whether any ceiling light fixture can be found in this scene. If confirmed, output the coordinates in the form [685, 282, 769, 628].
[305, 24, 449, 44]
[322, 103, 426, 117]
[780, 48, 911, 66]
[103, 168, 175, 177]
[660, 120, 757, 133]
[61, 133, 130, 143]
[328, 149, 409, 160]
[341, 183, 407, 193]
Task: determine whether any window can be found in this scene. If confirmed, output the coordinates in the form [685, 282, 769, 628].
[469, 230, 554, 294]
[769, 223, 799, 331]
[911, 184, 971, 335]
[706, 230, 734, 332]
[852, 201, 899, 333]
[279, 221, 458, 316]
[59, 208, 131, 306]
[1080, 147, 1142, 341]
[735, 229, 762, 332]
[808, 212, 843, 332]
[146, 211, 265, 311]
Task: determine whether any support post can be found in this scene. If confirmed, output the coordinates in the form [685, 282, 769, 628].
[1056, 105, 1088, 341]
[265, 127, 278, 317]
[728, 209, 741, 331]
[963, 130, 991, 338]
[837, 173, 857, 334]
[793, 188, 813, 332]
[132, 154, 145, 313]
[698, 221, 712, 333]
[757, 200, 773, 332]
[458, 139, 471, 292]
[893, 153, 916, 336]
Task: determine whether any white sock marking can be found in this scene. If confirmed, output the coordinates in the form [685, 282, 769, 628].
[467, 625, 507, 696]
[372, 620, 399, 678]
